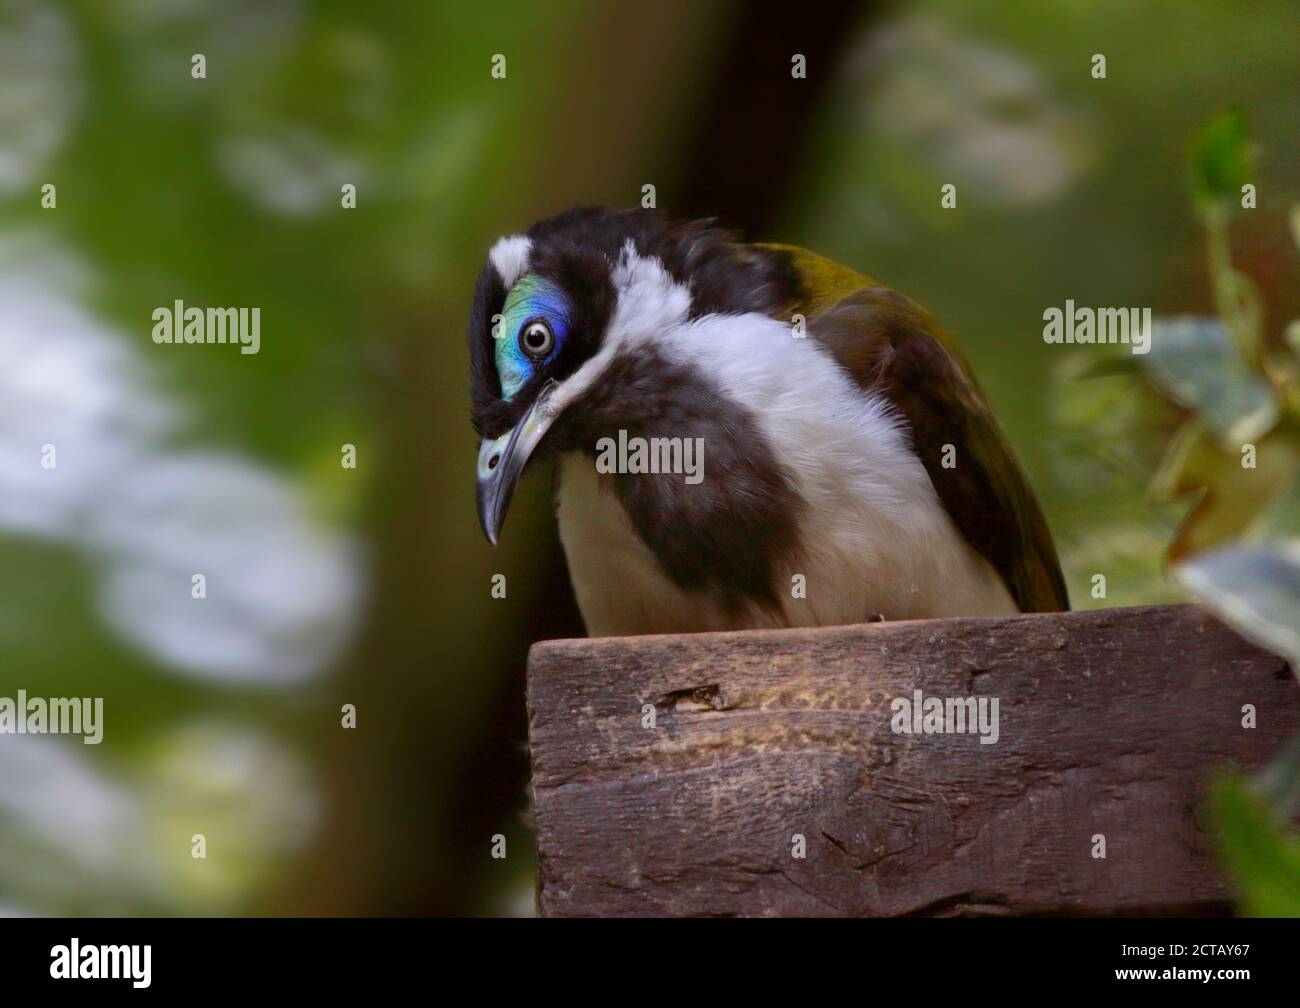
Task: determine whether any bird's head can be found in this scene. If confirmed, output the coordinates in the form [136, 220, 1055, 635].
[468, 206, 801, 545]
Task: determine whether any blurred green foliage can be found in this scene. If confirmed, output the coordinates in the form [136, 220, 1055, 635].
[1118, 105, 1300, 917]
[1190, 105, 1255, 222]
[1214, 760, 1300, 917]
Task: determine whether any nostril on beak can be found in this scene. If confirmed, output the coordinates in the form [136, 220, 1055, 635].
[488, 453, 500, 471]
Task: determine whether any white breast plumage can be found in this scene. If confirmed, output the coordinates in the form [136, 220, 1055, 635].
[553, 260, 1017, 636]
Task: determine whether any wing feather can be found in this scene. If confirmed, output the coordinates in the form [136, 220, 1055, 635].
[757, 245, 1068, 612]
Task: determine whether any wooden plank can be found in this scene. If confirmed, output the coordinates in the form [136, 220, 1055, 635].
[526, 604, 1298, 917]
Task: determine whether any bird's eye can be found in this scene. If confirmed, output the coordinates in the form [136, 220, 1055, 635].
[520, 320, 554, 359]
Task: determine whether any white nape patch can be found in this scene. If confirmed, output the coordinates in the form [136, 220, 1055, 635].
[488, 234, 531, 288]
[551, 246, 1017, 632]
[549, 242, 692, 417]
[608, 240, 694, 339]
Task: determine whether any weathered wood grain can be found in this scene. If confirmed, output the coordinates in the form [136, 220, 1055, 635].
[527, 604, 1299, 917]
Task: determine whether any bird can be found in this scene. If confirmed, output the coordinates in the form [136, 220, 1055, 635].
[469, 207, 1068, 636]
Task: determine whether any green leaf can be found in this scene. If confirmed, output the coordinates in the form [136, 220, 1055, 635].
[1176, 540, 1300, 671]
[1189, 105, 1254, 220]
[1212, 774, 1300, 917]
[1143, 316, 1277, 446]
[1254, 732, 1300, 822]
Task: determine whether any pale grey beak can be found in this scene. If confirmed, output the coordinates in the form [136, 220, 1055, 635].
[476, 380, 559, 545]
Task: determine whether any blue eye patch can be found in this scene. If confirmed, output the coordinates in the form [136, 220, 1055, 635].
[494, 273, 570, 400]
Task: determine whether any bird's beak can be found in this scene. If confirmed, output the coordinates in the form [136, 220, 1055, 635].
[476, 380, 559, 545]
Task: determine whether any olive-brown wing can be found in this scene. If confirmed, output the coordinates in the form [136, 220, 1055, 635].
[809, 286, 1069, 613]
